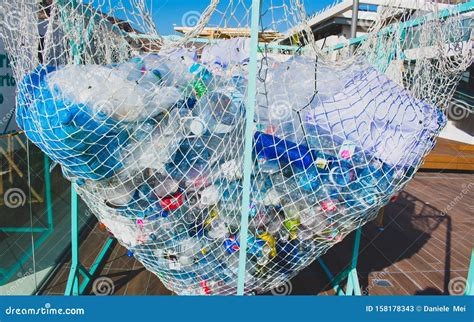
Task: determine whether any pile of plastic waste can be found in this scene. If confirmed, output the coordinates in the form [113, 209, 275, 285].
[15, 39, 445, 295]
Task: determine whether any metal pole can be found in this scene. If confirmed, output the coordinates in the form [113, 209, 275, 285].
[466, 249, 474, 296]
[65, 183, 80, 296]
[350, 0, 360, 53]
[236, 0, 261, 296]
[347, 228, 362, 295]
[71, 184, 79, 294]
[43, 155, 53, 231]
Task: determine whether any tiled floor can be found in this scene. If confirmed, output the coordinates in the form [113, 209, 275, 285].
[40, 172, 473, 296]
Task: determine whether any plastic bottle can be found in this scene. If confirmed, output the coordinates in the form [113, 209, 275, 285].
[144, 49, 197, 88]
[275, 239, 300, 274]
[159, 191, 184, 212]
[298, 165, 323, 193]
[121, 109, 184, 177]
[175, 237, 203, 268]
[328, 159, 356, 186]
[298, 207, 330, 237]
[216, 179, 249, 229]
[199, 185, 220, 207]
[203, 208, 229, 240]
[177, 193, 203, 227]
[357, 158, 397, 194]
[222, 232, 274, 268]
[187, 91, 242, 136]
[47, 64, 156, 122]
[153, 175, 180, 199]
[186, 63, 214, 99]
[116, 181, 163, 219]
[254, 131, 313, 171]
[251, 173, 272, 201]
[282, 205, 301, 241]
[207, 217, 228, 240]
[99, 178, 136, 208]
[266, 208, 284, 235]
[344, 182, 380, 212]
[114, 57, 145, 82]
[145, 215, 178, 247]
[255, 231, 277, 265]
[302, 121, 339, 153]
[256, 154, 281, 174]
[270, 172, 311, 208]
[166, 137, 211, 182]
[230, 75, 247, 97]
[262, 188, 281, 207]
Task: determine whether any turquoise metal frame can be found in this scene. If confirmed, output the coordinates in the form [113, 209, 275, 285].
[236, 0, 262, 296]
[466, 249, 474, 296]
[329, 1, 474, 52]
[317, 228, 362, 295]
[64, 184, 115, 296]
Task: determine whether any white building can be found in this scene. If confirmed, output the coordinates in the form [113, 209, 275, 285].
[280, 0, 472, 145]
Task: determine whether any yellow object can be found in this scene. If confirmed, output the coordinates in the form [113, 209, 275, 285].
[204, 208, 219, 227]
[257, 232, 277, 258]
[284, 218, 300, 241]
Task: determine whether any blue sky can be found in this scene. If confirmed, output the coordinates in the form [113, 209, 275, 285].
[88, 0, 338, 35]
[149, 0, 337, 34]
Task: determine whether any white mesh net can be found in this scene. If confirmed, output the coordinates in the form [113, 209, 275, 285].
[0, 0, 472, 295]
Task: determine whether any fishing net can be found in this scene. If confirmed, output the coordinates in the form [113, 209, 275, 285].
[0, 0, 472, 295]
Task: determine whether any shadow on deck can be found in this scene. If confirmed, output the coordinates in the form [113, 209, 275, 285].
[40, 172, 473, 296]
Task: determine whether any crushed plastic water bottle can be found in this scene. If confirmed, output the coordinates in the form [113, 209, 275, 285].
[15, 37, 445, 295]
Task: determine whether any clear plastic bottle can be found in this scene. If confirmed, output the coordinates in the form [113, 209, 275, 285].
[357, 158, 397, 194]
[206, 215, 229, 240]
[187, 91, 242, 136]
[328, 159, 356, 187]
[152, 174, 180, 198]
[166, 137, 211, 182]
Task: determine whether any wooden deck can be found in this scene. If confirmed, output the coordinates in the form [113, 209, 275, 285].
[40, 171, 473, 296]
[422, 138, 473, 171]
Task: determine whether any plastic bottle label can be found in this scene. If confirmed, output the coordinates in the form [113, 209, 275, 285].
[315, 157, 329, 169]
[339, 141, 356, 160]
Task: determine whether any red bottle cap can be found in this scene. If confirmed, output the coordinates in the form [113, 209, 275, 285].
[159, 192, 184, 211]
